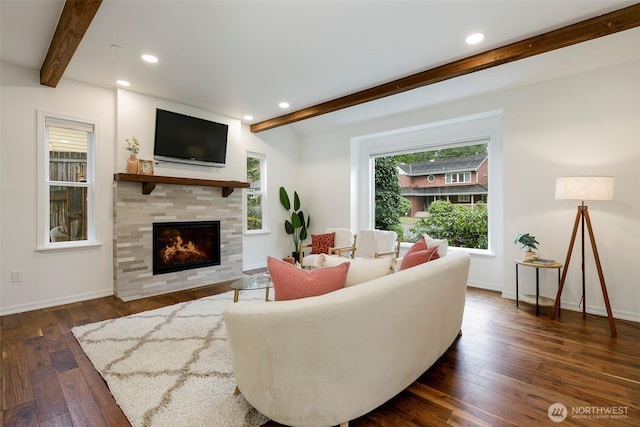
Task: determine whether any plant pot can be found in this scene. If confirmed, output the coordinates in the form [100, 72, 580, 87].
[523, 251, 537, 260]
[127, 154, 138, 174]
[292, 251, 301, 263]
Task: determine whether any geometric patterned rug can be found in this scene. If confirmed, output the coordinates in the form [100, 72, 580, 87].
[71, 290, 269, 427]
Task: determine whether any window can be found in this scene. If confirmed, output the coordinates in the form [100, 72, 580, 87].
[376, 143, 488, 248]
[351, 110, 503, 254]
[445, 172, 471, 184]
[38, 113, 96, 250]
[245, 152, 267, 232]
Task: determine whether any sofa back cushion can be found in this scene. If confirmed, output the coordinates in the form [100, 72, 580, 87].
[267, 256, 349, 301]
[319, 255, 393, 287]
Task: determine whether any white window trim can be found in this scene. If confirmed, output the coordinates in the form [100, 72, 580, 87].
[36, 111, 100, 251]
[244, 151, 269, 234]
[350, 110, 503, 255]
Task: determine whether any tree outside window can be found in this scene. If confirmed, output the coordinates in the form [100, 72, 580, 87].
[246, 153, 266, 231]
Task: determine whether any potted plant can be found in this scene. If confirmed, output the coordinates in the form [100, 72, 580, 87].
[279, 187, 310, 262]
[125, 137, 140, 174]
[514, 233, 539, 260]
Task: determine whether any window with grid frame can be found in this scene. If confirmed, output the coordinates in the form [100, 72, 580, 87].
[245, 152, 267, 232]
[445, 172, 471, 184]
[38, 113, 96, 249]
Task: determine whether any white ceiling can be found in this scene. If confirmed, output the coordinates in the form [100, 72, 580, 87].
[1, 0, 639, 134]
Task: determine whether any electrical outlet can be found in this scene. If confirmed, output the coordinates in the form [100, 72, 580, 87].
[11, 270, 23, 283]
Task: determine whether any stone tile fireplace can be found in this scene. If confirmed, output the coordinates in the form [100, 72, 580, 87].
[113, 177, 244, 301]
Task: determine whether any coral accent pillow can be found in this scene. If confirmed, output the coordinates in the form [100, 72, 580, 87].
[399, 246, 440, 270]
[399, 237, 440, 270]
[267, 256, 349, 301]
[311, 232, 335, 254]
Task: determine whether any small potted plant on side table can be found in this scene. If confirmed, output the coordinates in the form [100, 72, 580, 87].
[514, 233, 539, 261]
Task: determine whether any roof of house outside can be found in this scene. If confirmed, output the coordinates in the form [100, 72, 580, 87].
[398, 154, 487, 176]
[401, 184, 488, 197]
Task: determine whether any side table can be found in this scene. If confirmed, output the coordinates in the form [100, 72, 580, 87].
[515, 259, 563, 316]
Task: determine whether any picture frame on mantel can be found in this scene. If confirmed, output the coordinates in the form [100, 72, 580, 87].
[139, 159, 154, 175]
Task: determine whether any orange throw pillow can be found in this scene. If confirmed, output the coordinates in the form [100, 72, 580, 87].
[311, 232, 335, 254]
[267, 256, 349, 301]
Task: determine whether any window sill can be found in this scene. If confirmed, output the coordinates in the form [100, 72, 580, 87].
[36, 241, 103, 253]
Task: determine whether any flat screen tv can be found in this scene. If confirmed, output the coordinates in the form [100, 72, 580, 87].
[154, 109, 229, 167]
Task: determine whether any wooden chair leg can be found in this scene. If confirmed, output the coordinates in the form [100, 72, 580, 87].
[339, 422, 349, 427]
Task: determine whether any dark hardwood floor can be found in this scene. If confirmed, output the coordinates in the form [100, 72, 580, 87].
[2, 285, 639, 426]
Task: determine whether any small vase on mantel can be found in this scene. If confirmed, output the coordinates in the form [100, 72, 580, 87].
[127, 154, 138, 174]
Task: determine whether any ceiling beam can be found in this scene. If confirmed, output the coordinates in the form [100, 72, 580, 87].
[40, 0, 102, 88]
[251, 3, 640, 133]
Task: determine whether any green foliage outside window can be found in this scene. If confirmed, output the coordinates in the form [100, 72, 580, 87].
[409, 200, 488, 249]
[246, 156, 262, 230]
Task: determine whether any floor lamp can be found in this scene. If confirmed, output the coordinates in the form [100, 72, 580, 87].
[551, 176, 616, 337]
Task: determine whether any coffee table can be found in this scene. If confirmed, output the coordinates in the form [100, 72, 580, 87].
[230, 272, 273, 302]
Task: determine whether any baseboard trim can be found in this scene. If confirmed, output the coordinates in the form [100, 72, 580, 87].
[0, 288, 114, 316]
[501, 291, 640, 323]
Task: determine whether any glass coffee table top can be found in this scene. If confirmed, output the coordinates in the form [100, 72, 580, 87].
[230, 272, 272, 302]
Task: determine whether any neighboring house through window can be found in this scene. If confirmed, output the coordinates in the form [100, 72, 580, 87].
[37, 112, 96, 250]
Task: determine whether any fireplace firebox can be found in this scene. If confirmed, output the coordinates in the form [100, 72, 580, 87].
[153, 221, 221, 275]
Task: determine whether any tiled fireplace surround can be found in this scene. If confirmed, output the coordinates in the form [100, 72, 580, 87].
[113, 181, 243, 301]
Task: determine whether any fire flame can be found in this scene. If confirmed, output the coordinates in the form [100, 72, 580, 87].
[161, 235, 207, 264]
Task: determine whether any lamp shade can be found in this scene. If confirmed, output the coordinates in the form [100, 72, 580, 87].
[555, 176, 615, 201]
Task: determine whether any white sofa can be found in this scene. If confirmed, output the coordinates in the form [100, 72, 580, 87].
[224, 251, 470, 427]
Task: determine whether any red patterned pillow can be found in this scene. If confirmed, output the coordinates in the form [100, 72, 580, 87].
[267, 256, 349, 301]
[399, 246, 440, 270]
[311, 232, 335, 254]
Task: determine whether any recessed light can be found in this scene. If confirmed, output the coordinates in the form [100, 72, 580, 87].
[116, 80, 131, 87]
[141, 54, 158, 63]
[243, 115, 254, 121]
[279, 102, 290, 109]
[466, 33, 485, 45]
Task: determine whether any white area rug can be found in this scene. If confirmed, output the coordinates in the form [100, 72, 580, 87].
[71, 291, 269, 427]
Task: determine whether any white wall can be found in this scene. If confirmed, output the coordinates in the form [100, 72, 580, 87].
[241, 126, 301, 270]
[1, 63, 115, 314]
[296, 59, 640, 322]
[116, 89, 244, 181]
[2, 58, 638, 322]
[0, 63, 302, 314]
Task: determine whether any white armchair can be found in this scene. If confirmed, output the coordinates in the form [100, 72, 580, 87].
[354, 229, 400, 259]
[301, 228, 357, 267]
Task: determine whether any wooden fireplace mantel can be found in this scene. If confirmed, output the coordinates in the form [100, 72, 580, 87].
[114, 173, 250, 197]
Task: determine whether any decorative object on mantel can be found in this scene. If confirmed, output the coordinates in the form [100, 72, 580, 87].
[138, 159, 154, 175]
[125, 136, 140, 174]
[279, 186, 311, 263]
[113, 173, 249, 197]
[551, 176, 616, 337]
[514, 232, 539, 261]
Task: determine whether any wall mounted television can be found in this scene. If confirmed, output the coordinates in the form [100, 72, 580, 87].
[153, 109, 229, 167]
